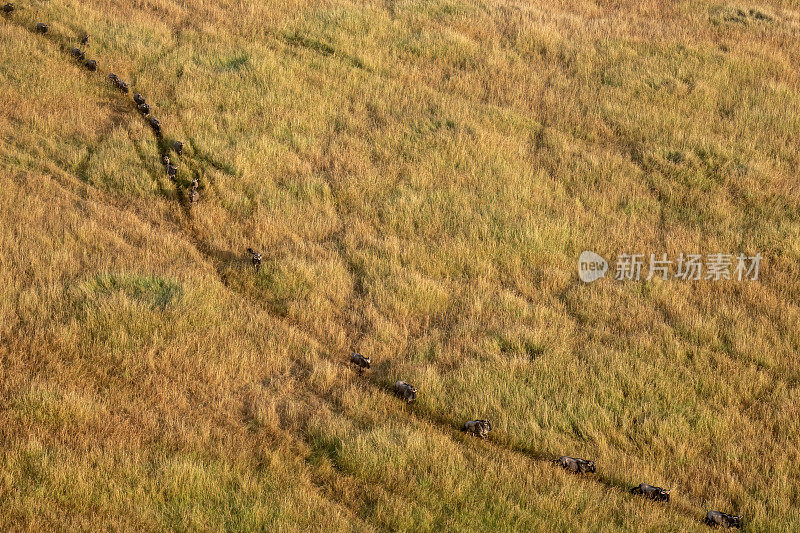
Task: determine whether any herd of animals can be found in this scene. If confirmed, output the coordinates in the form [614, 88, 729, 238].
[342, 347, 743, 529]
[2, 3, 747, 529]
[3, 3, 200, 205]
[245, 221, 742, 530]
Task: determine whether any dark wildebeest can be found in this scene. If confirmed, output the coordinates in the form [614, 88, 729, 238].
[71, 48, 85, 61]
[35, 23, 48, 33]
[704, 511, 742, 529]
[133, 93, 146, 106]
[116, 80, 129, 93]
[80, 34, 89, 46]
[2, 3, 14, 15]
[552, 456, 596, 474]
[148, 117, 161, 136]
[137, 103, 151, 115]
[173, 140, 183, 156]
[394, 381, 417, 403]
[108, 73, 118, 82]
[630, 483, 670, 502]
[462, 420, 492, 439]
[246, 248, 263, 272]
[166, 163, 178, 180]
[349, 352, 371, 372]
[188, 183, 199, 204]
[85, 59, 97, 71]
[162, 155, 170, 166]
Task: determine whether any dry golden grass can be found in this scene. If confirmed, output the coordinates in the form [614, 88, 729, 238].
[1, 0, 800, 530]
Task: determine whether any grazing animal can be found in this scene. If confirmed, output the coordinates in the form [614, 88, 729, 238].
[35, 23, 48, 33]
[2, 3, 14, 15]
[704, 511, 742, 529]
[71, 48, 85, 61]
[162, 155, 170, 166]
[148, 117, 161, 136]
[462, 420, 492, 439]
[246, 248, 263, 272]
[137, 103, 150, 115]
[173, 140, 183, 156]
[188, 183, 199, 204]
[133, 93, 145, 106]
[394, 381, 417, 403]
[553, 456, 596, 474]
[349, 352, 371, 372]
[116, 80, 129, 93]
[630, 483, 670, 502]
[85, 59, 97, 71]
[80, 34, 89, 46]
[166, 164, 178, 180]
[108, 73, 118, 82]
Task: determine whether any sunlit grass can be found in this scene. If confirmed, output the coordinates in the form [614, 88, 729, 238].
[1, 0, 799, 530]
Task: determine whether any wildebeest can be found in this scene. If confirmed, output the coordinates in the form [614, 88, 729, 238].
[630, 483, 670, 502]
[188, 183, 199, 204]
[137, 103, 151, 115]
[133, 93, 145, 106]
[462, 419, 492, 439]
[148, 117, 161, 136]
[349, 352, 371, 372]
[552, 456, 596, 474]
[85, 59, 97, 71]
[246, 248, 263, 272]
[80, 34, 89, 46]
[394, 381, 417, 403]
[166, 163, 178, 180]
[116, 80, 129, 93]
[162, 155, 170, 166]
[71, 48, 85, 61]
[35, 23, 48, 33]
[2, 3, 14, 15]
[704, 511, 742, 529]
[173, 140, 183, 156]
[108, 73, 118, 82]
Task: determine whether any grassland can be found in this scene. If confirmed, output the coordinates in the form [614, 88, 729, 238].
[1, 0, 800, 530]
